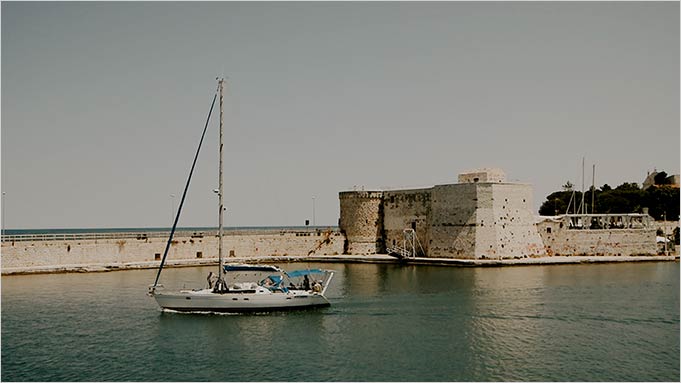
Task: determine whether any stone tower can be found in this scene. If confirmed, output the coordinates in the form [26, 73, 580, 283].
[338, 191, 384, 254]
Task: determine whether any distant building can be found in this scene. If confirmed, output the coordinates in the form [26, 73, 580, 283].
[642, 170, 680, 190]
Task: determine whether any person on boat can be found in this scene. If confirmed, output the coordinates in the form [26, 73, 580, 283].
[207, 272, 218, 289]
[302, 275, 311, 290]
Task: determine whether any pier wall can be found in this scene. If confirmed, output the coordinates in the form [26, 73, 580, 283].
[1, 230, 345, 274]
[538, 219, 657, 256]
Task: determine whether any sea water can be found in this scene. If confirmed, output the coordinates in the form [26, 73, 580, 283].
[1, 262, 679, 381]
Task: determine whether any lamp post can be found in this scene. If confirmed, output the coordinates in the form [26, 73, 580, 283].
[663, 211, 668, 256]
[312, 196, 316, 227]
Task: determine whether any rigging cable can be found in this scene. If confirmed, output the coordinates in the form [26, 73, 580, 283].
[152, 92, 218, 289]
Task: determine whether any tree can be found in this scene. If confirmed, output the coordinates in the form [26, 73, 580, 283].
[615, 182, 640, 191]
[538, 191, 573, 216]
[643, 185, 680, 220]
[654, 171, 671, 186]
[539, 178, 679, 221]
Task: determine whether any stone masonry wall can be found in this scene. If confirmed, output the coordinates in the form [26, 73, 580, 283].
[427, 183, 545, 259]
[476, 184, 546, 259]
[338, 191, 384, 254]
[1, 231, 345, 273]
[382, 189, 431, 256]
[537, 220, 657, 256]
[428, 183, 478, 258]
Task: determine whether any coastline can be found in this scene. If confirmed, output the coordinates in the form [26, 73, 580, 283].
[2, 253, 678, 276]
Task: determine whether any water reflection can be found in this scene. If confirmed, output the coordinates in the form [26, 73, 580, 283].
[464, 264, 680, 381]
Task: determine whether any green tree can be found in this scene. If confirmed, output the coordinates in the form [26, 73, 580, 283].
[539, 177, 679, 220]
[654, 171, 671, 186]
[643, 185, 680, 220]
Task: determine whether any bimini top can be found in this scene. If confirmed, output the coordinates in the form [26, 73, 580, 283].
[285, 269, 327, 278]
[223, 264, 283, 273]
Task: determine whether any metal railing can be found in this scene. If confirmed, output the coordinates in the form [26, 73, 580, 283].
[1, 227, 341, 243]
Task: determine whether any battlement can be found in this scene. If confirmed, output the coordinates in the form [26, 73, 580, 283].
[339, 191, 384, 200]
[458, 168, 506, 183]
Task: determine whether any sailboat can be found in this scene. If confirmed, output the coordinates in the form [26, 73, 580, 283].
[148, 78, 334, 313]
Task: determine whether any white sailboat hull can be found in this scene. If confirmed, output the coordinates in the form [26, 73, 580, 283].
[153, 288, 330, 313]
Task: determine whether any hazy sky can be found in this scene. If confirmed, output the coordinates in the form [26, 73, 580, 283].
[2, 1, 679, 230]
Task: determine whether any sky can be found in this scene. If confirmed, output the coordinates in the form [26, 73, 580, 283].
[1, 1, 679, 230]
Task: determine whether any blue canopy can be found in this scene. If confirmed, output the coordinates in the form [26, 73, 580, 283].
[285, 269, 326, 278]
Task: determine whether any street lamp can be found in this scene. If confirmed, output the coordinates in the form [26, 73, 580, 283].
[312, 196, 316, 227]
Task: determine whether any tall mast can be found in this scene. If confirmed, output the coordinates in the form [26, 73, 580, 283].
[591, 164, 596, 214]
[218, 77, 225, 284]
[580, 157, 585, 215]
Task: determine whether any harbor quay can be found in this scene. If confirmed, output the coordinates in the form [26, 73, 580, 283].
[1, 226, 677, 276]
[0, 229, 677, 275]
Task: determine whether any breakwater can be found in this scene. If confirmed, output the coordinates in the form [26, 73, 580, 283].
[1, 228, 345, 275]
[2, 226, 677, 276]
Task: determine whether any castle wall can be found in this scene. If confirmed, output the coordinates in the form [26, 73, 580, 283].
[382, 189, 431, 256]
[477, 184, 546, 259]
[428, 184, 478, 258]
[427, 183, 545, 259]
[338, 191, 384, 254]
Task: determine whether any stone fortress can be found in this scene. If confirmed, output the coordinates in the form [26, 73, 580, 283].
[339, 168, 657, 259]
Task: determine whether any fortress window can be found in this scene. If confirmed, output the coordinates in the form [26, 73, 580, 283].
[473, 177, 479, 182]
[196, 251, 203, 258]
[546, 227, 552, 234]
[155, 253, 161, 260]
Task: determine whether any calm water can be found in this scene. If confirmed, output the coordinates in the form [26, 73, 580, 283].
[2, 262, 679, 381]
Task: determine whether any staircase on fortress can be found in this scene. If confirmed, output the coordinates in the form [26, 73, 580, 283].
[307, 229, 334, 256]
[386, 228, 422, 260]
[386, 245, 414, 260]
